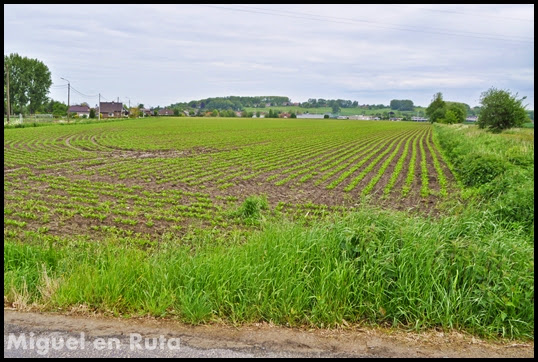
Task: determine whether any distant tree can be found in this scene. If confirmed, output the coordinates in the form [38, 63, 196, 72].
[331, 104, 341, 114]
[89, 108, 96, 119]
[324, 114, 329, 119]
[4, 53, 52, 114]
[290, 112, 297, 118]
[442, 110, 459, 124]
[446, 102, 467, 123]
[477, 87, 529, 132]
[426, 92, 446, 123]
[256, 111, 261, 118]
[398, 100, 414, 111]
[471, 106, 481, 116]
[52, 102, 67, 118]
[129, 108, 141, 118]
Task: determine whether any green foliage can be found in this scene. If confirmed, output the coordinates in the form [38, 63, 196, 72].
[390, 99, 414, 111]
[50, 101, 67, 118]
[457, 153, 509, 186]
[233, 195, 268, 224]
[4, 53, 52, 114]
[442, 110, 459, 124]
[426, 92, 446, 123]
[4, 205, 534, 339]
[477, 87, 529, 132]
[89, 108, 96, 119]
[427, 100, 468, 124]
[331, 104, 341, 114]
[433, 123, 533, 229]
[478, 167, 534, 228]
[445, 102, 467, 123]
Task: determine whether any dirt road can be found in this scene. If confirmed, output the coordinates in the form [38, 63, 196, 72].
[3, 309, 533, 358]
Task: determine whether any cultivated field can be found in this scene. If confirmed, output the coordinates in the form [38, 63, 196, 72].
[4, 118, 534, 341]
[4, 117, 454, 241]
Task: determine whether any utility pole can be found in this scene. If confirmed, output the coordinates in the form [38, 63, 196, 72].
[6, 63, 10, 124]
[98, 93, 101, 121]
[61, 77, 70, 122]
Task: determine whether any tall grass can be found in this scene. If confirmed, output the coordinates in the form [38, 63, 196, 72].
[433, 123, 534, 230]
[4, 203, 534, 339]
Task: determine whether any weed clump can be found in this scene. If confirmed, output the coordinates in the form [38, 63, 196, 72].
[234, 195, 269, 224]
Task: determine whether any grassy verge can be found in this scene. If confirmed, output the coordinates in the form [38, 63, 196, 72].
[433, 123, 534, 229]
[4, 201, 534, 340]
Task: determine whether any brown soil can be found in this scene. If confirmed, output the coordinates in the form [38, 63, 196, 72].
[3, 309, 533, 358]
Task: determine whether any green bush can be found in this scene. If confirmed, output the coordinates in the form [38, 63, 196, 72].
[479, 168, 534, 228]
[456, 153, 509, 187]
[477, 88, 529, 132]
[505, 146, 533, 167]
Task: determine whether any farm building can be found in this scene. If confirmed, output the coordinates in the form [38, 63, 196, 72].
[99, 101, 123, 118]
[158, 108, 175, 116]
[68, 104, 90, 118]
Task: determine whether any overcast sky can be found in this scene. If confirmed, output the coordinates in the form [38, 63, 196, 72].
[4, 4, 534, 110]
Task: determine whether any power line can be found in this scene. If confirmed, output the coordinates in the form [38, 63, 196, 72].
[70, 85, 98, 98]
[199, 4, 533, 44]
[99, 94, 111, 102]
[236, 4, 534, 42]
[390, 4, 534, 23]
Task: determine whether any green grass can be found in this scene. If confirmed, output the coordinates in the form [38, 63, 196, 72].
[4, 203, 533, 339]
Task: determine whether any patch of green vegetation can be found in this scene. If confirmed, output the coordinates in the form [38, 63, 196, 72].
[4, 202, 533, 339]
[231, 194, 269, 225]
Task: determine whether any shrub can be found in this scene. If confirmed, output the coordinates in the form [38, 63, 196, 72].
[479, 168, 534, 227]
[456, 153, 509, 187]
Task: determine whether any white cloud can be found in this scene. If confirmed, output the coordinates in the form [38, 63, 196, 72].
[4, 4, 534, 109]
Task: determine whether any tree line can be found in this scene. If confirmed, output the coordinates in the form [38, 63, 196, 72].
[425, 90, 530, 132]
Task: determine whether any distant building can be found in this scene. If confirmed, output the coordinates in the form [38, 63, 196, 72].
[158, 108, 174, 116]
[466, 116, 478, 122]
[141, 108, 153, 117]
[296, 113, 327, 119]
[411, 116, 429, 122]
[349, 115, 374, 120]
[99, 102, 123, 118]
[68, 104, 90, 118]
